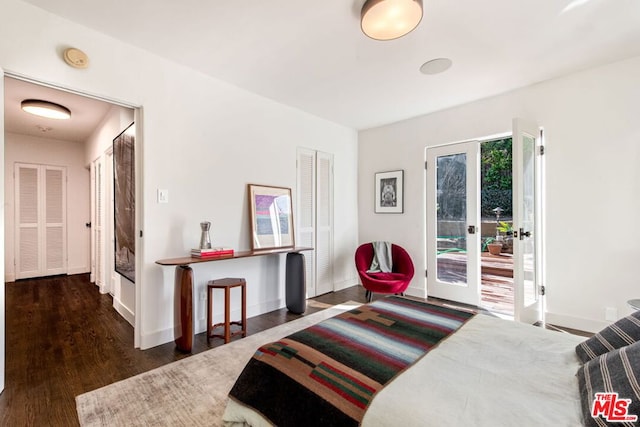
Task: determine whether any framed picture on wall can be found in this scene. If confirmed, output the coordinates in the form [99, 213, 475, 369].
[375, 170, 404, 214]
[248, 184, 295, 250]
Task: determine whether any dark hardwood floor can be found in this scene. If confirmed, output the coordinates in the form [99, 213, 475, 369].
[0, 274, 367, 426]
[0, 274, 588, 426]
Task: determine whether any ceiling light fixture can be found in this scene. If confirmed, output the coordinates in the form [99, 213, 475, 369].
[21, 99, 71, 120]
[361, 0, 423, 41]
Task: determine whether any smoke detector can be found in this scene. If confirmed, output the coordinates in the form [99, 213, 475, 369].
[63, 48, 89, 69]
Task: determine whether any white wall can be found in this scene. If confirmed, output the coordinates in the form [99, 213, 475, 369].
[85, 104, 134, 166]
[85, 105, 135, 325]
[358, 55, 640, 333]
[0, 0, 359, 349]
[4, 132, 90, 281]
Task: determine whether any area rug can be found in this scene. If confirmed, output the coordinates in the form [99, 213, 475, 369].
[76, 301, 361, 426]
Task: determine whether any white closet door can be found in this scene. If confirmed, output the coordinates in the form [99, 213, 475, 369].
[105, 149, 115, 295]
[16, 164, 40, 279]
[297, 148, 317, 297]
[44, 166, 66, 275]
[94, 158, 105, 290]
[296, 149, 334, 298]
[15, 163, 67, 279]
[315, 152, 333, 296]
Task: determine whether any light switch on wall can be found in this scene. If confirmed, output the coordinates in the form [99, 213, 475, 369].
[158, 189, 169, 203]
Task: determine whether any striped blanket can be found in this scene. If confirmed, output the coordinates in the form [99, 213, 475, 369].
[228, 297, 475, 426]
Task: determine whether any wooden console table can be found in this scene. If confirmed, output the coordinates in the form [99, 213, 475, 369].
[156, 246, 312, 352]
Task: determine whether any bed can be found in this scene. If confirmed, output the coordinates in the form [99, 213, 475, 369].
[222, 296, 640, 426]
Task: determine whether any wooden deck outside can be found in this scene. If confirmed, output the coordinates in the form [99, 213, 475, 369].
[436, 252, 514, 316]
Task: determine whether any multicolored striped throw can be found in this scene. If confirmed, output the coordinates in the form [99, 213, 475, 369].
[228, 297, 475, 426]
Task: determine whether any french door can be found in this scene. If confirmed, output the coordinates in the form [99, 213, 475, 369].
[426, 119, 543, 323]
[513, 118, 543, 323]
[426, 141, 481, 306]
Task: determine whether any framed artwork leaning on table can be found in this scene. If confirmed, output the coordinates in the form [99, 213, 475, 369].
[248, 184, 295, 250]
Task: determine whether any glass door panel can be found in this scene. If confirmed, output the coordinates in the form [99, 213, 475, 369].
[522, 135, 536, 307]
[436, 153, 468, 284]
[513, 118, 543, 324]
[427, 142, 480, 306]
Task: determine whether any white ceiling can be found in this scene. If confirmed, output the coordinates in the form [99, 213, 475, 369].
[4, 77, 113, 142]
[18, 0, 640, 130]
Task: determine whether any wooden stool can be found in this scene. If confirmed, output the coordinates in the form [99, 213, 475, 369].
[207, 278, 247, 344]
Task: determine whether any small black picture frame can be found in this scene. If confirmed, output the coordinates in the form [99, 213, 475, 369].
[375, 170, 404, 214]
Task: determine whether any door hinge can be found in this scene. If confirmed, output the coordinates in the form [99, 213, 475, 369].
[424, 161, 428, 170]
[139, 230, 143, 238]
[539, 146, 545, 155]
[540, 285, 546, 296]
[425, 269, 428, 278]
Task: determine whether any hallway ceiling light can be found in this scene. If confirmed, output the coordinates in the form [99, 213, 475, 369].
[21, 99, 71, 120]
[361, 0, 423, 41]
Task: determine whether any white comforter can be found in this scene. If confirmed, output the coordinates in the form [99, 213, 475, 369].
[224, 314, 586, 426]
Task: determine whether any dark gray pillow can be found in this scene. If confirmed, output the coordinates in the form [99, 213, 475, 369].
[575, 311, 640, 363]
[576, 341, 640, 426]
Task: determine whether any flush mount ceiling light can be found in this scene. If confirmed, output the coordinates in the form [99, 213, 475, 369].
[361, 0, 423, 41]
[21, 99, 71, 120]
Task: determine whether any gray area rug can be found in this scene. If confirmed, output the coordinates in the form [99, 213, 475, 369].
[76, 302, 360, 426]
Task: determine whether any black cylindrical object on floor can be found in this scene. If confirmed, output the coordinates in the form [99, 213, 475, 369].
[285, 252, 306, 314]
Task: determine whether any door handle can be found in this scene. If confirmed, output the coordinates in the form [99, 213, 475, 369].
[519, 228, 531, 240]
[467, 225, 476, 234]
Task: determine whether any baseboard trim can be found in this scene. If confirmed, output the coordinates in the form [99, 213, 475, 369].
[113, 298, 135, 327]
[141, 297, 286, 350]
[68, 267, 90, 275]
[406, 285, 426, 299]
[5, 273, 15, 282]
[333, 278, 358, 292]
[140, 328, 176, 350]
[545, 312, 608, 334]
[195, 297, 284, 334]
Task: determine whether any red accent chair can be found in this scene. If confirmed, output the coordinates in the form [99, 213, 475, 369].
[355, 243, 415, 302]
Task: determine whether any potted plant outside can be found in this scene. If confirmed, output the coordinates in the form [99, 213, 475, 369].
[487, 238, 503, 255]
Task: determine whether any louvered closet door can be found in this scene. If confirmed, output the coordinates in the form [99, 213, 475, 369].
[296, 149, 334, 298]
[297, 149, 317, 297]
[15, 163, 67, 279]
[94, 159, 104, 289]
[16, 164, 40, 279]
[315, 152, 333, 296]
[44, 166, 66, 275]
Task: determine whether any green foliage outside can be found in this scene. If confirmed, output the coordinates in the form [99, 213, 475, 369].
[481, 138, 512, 218]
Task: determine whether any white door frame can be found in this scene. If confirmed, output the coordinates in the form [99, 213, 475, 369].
[1, 71, 144, 353]
[1, 67, 6, 394]
[89, 162, 96, 283]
